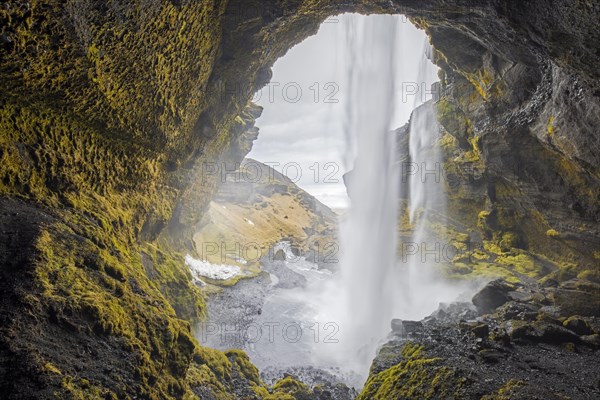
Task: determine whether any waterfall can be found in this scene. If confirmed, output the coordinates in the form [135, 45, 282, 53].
[317, 17, 467, 380]
[393, 41, 469, 321]
[198, 13, 472, 388]
[330, 14, 400, 375]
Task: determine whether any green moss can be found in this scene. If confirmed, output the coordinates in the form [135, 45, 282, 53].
[184, 362, 231, 400]
[358, 343, 464, 400]
[43, 362, 62, 375]
[193, 347, 232, 382]
[484, 240, 504, 255]
[270, 376, 312, 399]
[495, 253, 541, 277]
[546, 229, 560, 237]
[225, 349, 261, 385]
[499, 232, 519, 251]
[463, 66, 502, 102]
[481, 380, 528, 400]
[61, 376, 117, 400]
[547, 116, 556, 136]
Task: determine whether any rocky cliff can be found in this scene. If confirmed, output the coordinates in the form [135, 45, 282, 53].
[1, 0, 599, 399]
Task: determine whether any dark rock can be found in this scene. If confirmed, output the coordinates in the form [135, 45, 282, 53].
[562, 316, 592, 335]
[434, 302, 477, 321]
[273, 249, 286, 261]
[536, 323, 581, 344]
[472, 280, 515, 314]
[478, 349, 503, 364]
[2, 0, 600, 398]
[471, 324, 490, 339]
[542, 278, 559, 288]
[552, 288, 600, 317]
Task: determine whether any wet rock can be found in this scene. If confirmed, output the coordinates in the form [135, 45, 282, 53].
[391, 319, 423, 338]
[552, 287, 600, 317]
[472, 280, 515, 314]
[434, 302, 477, 321]
[535, 312, 562, 325]
[536, 324, 581, 344]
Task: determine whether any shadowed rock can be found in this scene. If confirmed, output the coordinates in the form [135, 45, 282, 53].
[472, 279, 515, 314]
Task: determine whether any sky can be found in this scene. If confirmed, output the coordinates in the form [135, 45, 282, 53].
[248, 14, 439, 211]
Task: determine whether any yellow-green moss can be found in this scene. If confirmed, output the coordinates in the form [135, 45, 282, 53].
[577, 269, 600, 283]
[358, 343, 464, 400]
[547, 116, 556, 136]
[43, 362, 62, 375]
[464, 66, 498, 101]
[225, 349, 261, 385]
[495, 253, 541, 277]
[546, 229, 560, 237]
[60, 376, 117, 400]
[270, 376, 313, 399]
[481, 379, 528, 400]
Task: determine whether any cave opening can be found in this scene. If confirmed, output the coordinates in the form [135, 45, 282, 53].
[2, 1, 600, 398]
[189, 13, 468, 388]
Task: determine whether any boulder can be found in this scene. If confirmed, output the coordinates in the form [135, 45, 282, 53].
[471, 324, 490, 339]
[478, 349, 503, 364]
[506, 320, 580, 344]
[472, 280, 514, 314]
[562, 316, 592, 335]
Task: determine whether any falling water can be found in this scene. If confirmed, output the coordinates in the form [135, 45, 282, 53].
[330, 14, 400, 375]
[198, 13, 470, 389]
[319, 16, 468, 379]
[393, 41, 470, 322]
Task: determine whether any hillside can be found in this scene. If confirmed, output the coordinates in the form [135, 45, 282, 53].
[190, 159, 338, 283]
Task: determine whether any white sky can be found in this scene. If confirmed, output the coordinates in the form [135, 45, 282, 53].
[248, 14, 438, 210]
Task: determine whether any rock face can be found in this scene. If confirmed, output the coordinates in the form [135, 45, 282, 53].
[362, 279, 600, 399]
[1, 0, 599, 398]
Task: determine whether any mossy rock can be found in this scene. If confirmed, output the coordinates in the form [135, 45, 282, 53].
[268, 376, 313, 400]
[358, 343, 465, 399]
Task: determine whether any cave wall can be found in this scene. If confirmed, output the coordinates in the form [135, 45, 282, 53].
[0, 0, 599, 398]
[419, 1, 600, 275]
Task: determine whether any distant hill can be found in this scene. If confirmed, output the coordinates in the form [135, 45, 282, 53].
[192, 158, 338, 276]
